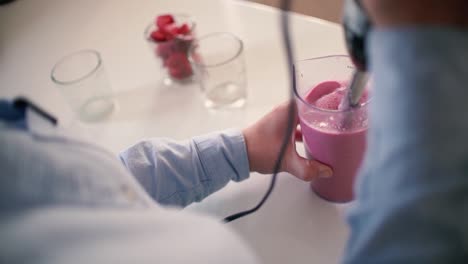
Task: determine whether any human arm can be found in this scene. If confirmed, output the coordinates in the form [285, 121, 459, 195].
[119, 130, 249, 207]
[120, 102, 332, 208]
[344, 1, 468, 263]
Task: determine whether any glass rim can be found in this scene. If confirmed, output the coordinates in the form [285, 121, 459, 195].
[294, 54, 372, 113]
[143, 14, 196, 42]
[51, 49, 102, 85]
[188, 32, 244, 68]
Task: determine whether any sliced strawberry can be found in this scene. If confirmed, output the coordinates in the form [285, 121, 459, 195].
[156, 42, 172, 59]
[166, 53, 193, 79]
[169, 38, 192, 54]
[166, 53, 186, 67]
[177, 23, 190, 35]
[169, 65, 192, 80]
[156, 14, 175, 29]
[161, 24, 180, 39]
[150, 30, 166, 42]
[168, 67, 184, 79]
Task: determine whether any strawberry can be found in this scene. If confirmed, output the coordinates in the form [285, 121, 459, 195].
[150, 30, 166, 42]
[156, 14, 175, 29]
[166, 53, 187, 68]
[169, 65, 192, 80]
[177, 23, 190, 35]
[161, 24, 180, 40]
[171, 38, 193, 54]
[156, 42, 172, 59]
[166, 53, 193, 79]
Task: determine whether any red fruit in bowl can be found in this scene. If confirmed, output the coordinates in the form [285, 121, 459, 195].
[156, 42, 172, 59]
[169, 65, 193, 80]
[166, 53, 187, 67]
[166, 53, 193, 79]
[169, 38, 192, 54]
[150, 30, 166, 42]
[156, 14, 175, 29]
[161, 24, 180, 39]
[177, 23, 190, 35]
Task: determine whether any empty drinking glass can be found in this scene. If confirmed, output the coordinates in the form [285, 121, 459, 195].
[189, 32, 247, 109]
[51, 50, 115, 122]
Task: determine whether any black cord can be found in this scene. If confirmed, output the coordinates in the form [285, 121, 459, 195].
[13, 97, 58, 126]
[223, 0, 296, 223]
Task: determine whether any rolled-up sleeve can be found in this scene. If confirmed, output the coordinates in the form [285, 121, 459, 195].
[344, 28, 468, 263]
[119, 129, 250, 208]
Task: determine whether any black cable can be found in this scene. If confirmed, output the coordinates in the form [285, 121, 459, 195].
[223, 0, 296, 223]
[13, 97, 58, 126]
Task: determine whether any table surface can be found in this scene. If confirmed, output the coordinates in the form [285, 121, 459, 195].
[0, 0, 350, 263]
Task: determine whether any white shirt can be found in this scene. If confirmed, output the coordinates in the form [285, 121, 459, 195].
[0, 107, 259, 264]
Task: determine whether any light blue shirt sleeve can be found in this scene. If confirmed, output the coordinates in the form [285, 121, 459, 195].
[344, 28, 468, 263]
[0, 113, 259, 264]
[119, 129, 250, 207]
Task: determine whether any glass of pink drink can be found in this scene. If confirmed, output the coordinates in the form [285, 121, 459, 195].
[294, 55, 370, 203]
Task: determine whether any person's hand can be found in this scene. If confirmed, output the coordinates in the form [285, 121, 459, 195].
[242, 101, 333, 181]
[361, 0, 468, 28]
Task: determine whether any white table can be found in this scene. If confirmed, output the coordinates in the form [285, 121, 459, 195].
[0, 0, 349, 263]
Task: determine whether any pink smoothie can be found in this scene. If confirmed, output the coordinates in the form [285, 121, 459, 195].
[299, 80, 368, 202]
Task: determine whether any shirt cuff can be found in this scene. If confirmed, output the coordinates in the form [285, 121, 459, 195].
[193, 129, 250, 185]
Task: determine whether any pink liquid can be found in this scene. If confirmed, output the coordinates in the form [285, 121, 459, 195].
[299, 81, 368, 202]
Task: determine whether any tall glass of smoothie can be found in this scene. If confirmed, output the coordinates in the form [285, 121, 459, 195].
[294, 55, 370, 203]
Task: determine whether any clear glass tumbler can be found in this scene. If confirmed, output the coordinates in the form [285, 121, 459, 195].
[295, 55, 370, 203]
[189, 32, 247, 109]
[51, 50, 115, 122]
